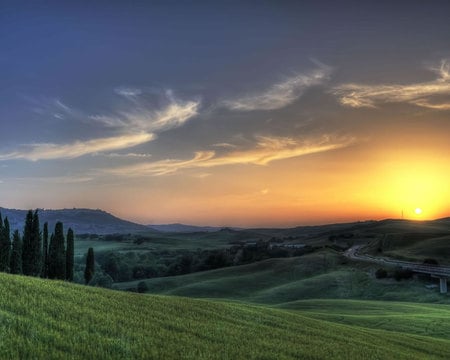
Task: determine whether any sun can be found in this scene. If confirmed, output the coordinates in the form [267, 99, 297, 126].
[414, 208, 423, 215]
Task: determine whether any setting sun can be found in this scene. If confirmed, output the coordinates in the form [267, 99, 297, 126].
[415, 208, 423, 215]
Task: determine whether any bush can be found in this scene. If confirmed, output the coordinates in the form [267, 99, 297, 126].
[375, 268, 388, 279]
[88, 272, 114, 288]
[423, 258, 439, 265]
[137, 281, 148, 293]
[393, 268, 413, 281]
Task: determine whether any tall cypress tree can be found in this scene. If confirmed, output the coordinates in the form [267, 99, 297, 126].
[66, 228, 74, 281]
[22, 210, 34, 276]
[0, 217, 11, 272]
[84, 247, 95, 284]
[48, 222, 66, 280]
[30, 210, 42, 276]
[10, 230, 22, 274]
[42, 222, 49, 278]
[0, 220, 5, 272]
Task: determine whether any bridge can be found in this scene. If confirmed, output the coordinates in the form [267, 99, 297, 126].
[344, 246, 450, 293]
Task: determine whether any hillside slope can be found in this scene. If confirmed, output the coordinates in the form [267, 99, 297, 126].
[2, 273, 450, 359]
[0, 208, 149, 234]
[115, 250, 449, 304]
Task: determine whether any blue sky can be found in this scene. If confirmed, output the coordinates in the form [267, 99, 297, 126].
[1, 1, 449, 225]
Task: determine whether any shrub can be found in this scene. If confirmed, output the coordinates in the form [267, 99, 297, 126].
[393, 268, 413, 281]
[137, 281, 149, 293]
[375, 268, 388, 279]
[423, 258, 439, 265]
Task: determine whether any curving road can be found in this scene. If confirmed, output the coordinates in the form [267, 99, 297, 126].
[344, 245, 450, 278]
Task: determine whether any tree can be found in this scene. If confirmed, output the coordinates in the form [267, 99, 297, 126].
[423, 258, 439, 265]
[103, 255, 120, 281]
[21, 210, 42, 276]
[22, 210, 34, 276]
[375, 268, 388, 279]
[30, 210, 42, 276]
[84, 247, 95, 284]
[42, 222, 49, 278]
[137, 281, 148, 293]
[0, 216, 10, 272]
[48, 222, 66, 280]
[66, 228, 74, 281]
[10, 230, 22, 274]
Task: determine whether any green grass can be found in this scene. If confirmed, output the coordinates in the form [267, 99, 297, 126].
[74, 229, 260, 256]
[2, 273, 450, 359]
[115, 250, 450, 304]
[278, 299, 450, 340]
[382, 234, 450, 264]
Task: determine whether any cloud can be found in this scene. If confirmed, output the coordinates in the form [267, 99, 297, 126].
[332, 59, 450, 110]
[222, 65, 332, 111]
[122, 101, 200, 132]
[114, 87, 143, 98]
[105, 135, 354, 176]
[16, 176, 94, 184]
[95, 152, 152, 159]
[90, 98, 200, 133]
[0, 133, 155, 161]
[212, 142, 238, 149]
[1, 93, 200, 161]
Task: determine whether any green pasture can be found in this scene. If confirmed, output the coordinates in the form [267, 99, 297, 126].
[1, 273, 450, 359]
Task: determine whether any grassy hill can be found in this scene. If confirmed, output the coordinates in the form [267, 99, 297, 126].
[114, 250, 449, 304]
[0, 207, 150, 235]
[279, 299, 450, 340]
[2, 273, 450, 359]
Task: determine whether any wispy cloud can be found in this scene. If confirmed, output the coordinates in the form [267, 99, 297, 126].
[1, 93, 200, 161]
[212, 142, 238, 149]
[95, 152, 153, 159]
[114, 87, 143, 98]
[10, 176, 94, 184]
[90, 98, 199, 133]
[332, 59, 450, 110]
[105, 135, 354, 176]
[222, 65, 332, 111]
[0, 133, 155, 161]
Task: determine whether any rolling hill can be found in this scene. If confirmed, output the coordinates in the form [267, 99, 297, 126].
[114, 249, 449, 304]
[147, 223, 227, 233]
[1, 272, 450, 359]
[0, 207, 150, 235]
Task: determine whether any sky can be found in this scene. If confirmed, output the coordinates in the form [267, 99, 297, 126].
[0, 0, 449, 227]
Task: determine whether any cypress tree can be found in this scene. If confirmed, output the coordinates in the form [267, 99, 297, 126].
[0, 214, 9, 271]
[42, 222, 49, 278]
[22, 210, 34, 276]
[66, 228, 74, 281]
[48, 222, 66, 280]
[84, 247, 95, 284]
[10, 230, 22, 274]
[0, 215, 9, 272]
[30, 210, 42, 276]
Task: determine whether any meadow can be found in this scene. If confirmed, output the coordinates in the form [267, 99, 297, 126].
[1, 272, 450, 359]
[114, 249, 450, 304]
[1, 218, 450, 358]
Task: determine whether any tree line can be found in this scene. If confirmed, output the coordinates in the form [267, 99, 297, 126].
[0, 209, 95, 284]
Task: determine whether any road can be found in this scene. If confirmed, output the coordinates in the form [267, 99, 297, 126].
[344, 245, 450, 278]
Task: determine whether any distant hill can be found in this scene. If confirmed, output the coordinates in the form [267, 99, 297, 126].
[0, 208, 149, 235]
[146, 223, 238, 233]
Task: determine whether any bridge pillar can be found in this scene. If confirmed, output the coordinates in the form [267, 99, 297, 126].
[439, 278, 448, 294]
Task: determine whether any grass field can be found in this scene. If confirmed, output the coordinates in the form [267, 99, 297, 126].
[74, 229, 264, 256]
[2, 272, 450, 359]
[278, 299, 450, 340]
[114, 249, 450, 304]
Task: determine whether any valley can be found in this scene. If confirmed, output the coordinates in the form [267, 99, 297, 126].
[1, 208, 450, 358]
